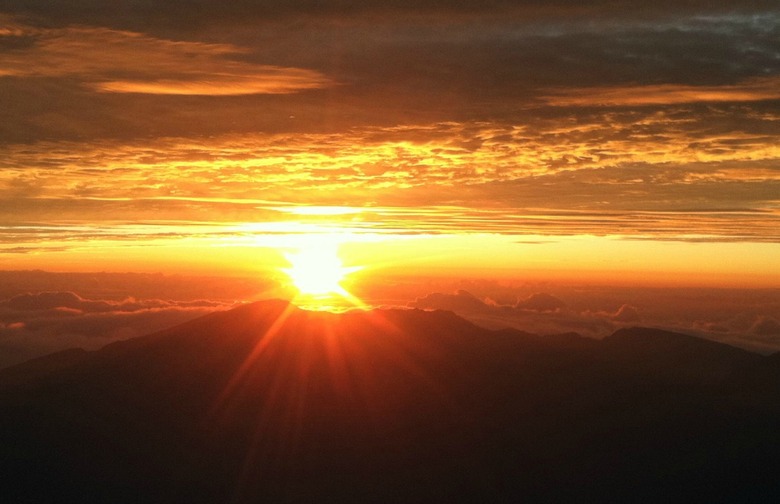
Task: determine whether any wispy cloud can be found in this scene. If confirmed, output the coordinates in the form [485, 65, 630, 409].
[542, 77, 780, 106]
[3, 116, 778, 198]
[1, 111, 778, 242]
[0, 21, 333, 95]
[95, 70, 331, 96]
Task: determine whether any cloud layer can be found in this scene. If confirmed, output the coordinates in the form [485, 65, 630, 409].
[0, 270, 777, 368]
[0, 270, 286, 369]
[407, 285, 780, 354]
[0, 3, 778, 278]
[0, 290, 234, 369]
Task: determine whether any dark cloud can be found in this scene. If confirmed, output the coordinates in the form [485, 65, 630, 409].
[2, 7, 779, 142]
[2, 1, 776, 30]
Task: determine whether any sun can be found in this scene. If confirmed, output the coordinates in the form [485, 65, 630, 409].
[283, 241, 358, 297]
[286, 248, 346, 295]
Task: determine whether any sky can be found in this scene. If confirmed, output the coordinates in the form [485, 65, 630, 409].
[0, 1, 779, 365]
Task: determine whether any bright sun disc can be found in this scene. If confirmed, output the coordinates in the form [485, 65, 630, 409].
[284, 243, 356, 296]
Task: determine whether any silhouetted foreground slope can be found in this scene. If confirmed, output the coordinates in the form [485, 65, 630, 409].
[1, 300, 779, 503]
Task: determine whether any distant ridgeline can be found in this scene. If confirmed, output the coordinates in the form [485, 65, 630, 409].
[1, 300, 779, 503]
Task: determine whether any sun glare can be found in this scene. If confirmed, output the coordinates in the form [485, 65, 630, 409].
[283, 239, 361, 304]
[286, 248, 346, 295]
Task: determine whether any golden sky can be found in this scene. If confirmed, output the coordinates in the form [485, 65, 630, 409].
[1, 2, 779, 288]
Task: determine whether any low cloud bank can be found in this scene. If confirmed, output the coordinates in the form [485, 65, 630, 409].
[0, 291, 232, 369]
[409, 289, 780, 355]
[410, 290, 619, 338]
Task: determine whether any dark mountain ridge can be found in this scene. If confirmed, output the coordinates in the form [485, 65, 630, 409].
[1, 300, 779, 503]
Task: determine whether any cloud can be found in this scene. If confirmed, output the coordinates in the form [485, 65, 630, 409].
[2, 291, 103, 311]
[516, 292, 566, 312]
[541, 77, 780, 106]
[613, 304, 641, 323]
[2, 1, 776, 31]
[1, 291, 223, 312]
[0, 270, 277, 307]
[0, 5, 778, 264]
[95, 71, 331, 96]
[0, 290, 233, 369]
[382, 281, 780, 355]
[0, 270, 273, 370]
[409, 290, 614, 337]
[751, 316, 780, 336]
[2, 109, 778, 244]
[408, 290, 490, 313]
[3, 8, 779, 141]
[0, 22, 333, 96]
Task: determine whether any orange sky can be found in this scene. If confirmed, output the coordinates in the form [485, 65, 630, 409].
[1, 3, 779, 290]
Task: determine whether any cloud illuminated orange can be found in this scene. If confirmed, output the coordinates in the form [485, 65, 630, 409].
[95, 70, 332, 96]
[0, 20, 333, 95]
[542, 77, 780, 106]
[1, 5, 779, 288]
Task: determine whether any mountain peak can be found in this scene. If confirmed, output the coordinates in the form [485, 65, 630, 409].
[606, 326, 756, 356]
[1, 301, 779, 503]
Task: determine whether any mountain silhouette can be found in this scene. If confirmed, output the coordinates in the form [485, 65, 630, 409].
[1, 300, 779, 503]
